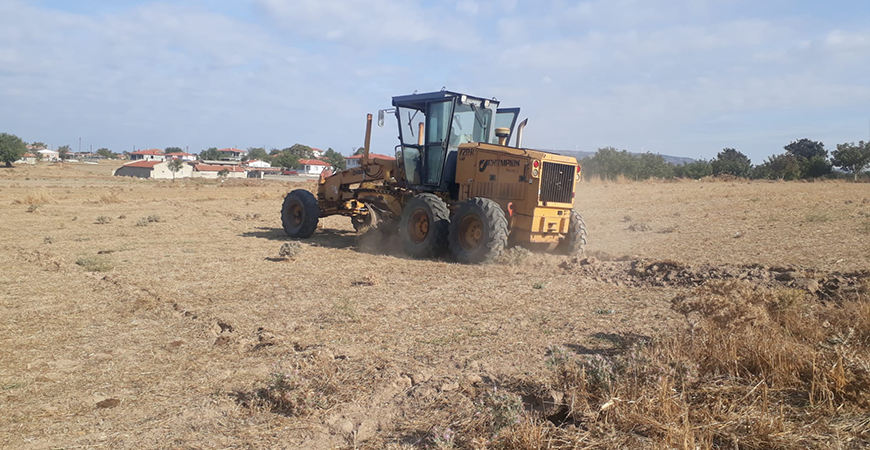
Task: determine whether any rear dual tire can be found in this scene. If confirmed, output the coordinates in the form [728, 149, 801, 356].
[557, 210, 587, 255]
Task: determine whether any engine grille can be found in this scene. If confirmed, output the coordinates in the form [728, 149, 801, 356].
[540, 162, 575, 204]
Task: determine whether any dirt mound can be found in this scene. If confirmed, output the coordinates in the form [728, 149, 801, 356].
[560, 255, 870, 297]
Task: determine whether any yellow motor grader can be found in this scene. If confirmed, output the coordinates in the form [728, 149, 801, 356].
[281, 90, 586, 263]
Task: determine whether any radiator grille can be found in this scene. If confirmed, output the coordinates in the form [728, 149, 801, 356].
[540, 162, 574, 204]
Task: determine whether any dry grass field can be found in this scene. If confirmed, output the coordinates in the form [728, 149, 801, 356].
[1, 162, 869, 449]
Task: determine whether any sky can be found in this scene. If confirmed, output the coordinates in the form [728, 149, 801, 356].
[1, 0, 869, 163]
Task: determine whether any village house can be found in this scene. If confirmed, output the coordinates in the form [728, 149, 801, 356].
[345, 153, 395, 169]
[37, 149, 60, 161]
[243, 159, 272, 169]
[217, 148, 247, 161]
[15, 153, 37, 165]
[165, 152, 197, 161]
[191, 163, 246, 179]
[298, 158, 331, 175]
[310, 147, 325, 159]
[129, 149, 166, 161]
[113, 160, 193, 179]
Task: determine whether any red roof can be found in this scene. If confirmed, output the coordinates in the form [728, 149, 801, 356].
[347, 153, 395, 160]
[23, 153, 36, 157]
[165, 152, 194, 157]
[217, 148, 247, 154]
[131, 149, 164, 155]
[123, 160, 164, 168]
[194, 163, 245, 172]
[299, 159, 330, 166]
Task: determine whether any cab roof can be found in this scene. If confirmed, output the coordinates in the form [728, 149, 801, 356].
[391, 91, 498, 111]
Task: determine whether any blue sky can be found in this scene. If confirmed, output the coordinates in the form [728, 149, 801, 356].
[1, 0, 868, 162]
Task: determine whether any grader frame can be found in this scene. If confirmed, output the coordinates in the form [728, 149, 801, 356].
[281, 90, 587, 263]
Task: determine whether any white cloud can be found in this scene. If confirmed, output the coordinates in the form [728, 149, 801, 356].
[456, 0, 479, 15]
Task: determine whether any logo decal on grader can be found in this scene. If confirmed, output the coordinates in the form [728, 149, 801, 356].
[478, 159, 521, 172]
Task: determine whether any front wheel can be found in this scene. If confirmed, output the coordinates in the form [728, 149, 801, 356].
[557, 210, 587, 255]
[448, 198, 508, 264]
[281, 189, 320, 238]
[399, 194, 450, 258]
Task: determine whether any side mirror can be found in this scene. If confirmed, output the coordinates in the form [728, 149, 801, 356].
[377, 110, 385, 127]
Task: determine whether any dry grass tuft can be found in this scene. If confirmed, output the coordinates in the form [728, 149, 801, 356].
[75, 256, 114, 272]
[499, 247, 532, 266]
[12, 189, 55, 205]
[99, 191, 124, 204]
[278, 242, 303, 259]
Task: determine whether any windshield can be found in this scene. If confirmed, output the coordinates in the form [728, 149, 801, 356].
[449, 103, 492, 148]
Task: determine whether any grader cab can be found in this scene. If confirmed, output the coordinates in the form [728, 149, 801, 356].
[281, 90, 586, 263]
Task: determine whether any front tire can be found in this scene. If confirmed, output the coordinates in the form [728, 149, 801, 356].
[281, 189, 320, 238]
[448, 198, 508, 264]
[399, 194, 449, 258]
[557, 210, 587, 255]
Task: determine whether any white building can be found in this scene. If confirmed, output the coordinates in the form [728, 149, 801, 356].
[165, 152, 197, 161]
[217, 148, 247, 161]
[114, 160, 193, 179]
[298, 159, 331, 175]
[129, 149, 166, 161]
[191, 163, 247, 178]
[244, 159, 272, 168]
[37, 149, 60, 161]
[15, 153, 37, 165]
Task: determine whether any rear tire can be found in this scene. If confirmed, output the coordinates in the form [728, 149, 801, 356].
[281, 189, 320, 238]
[448, 198, 508, 264]
[557, 210, 587, 255]
[399, 193, 449, 258]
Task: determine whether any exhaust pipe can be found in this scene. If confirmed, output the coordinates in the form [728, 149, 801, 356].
[515, 118, 528, 148]
[363, 113, 373, 166]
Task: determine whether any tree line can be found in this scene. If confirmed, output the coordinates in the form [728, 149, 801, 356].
[199, 144, 347, 171]
[581, 138, 870, 182]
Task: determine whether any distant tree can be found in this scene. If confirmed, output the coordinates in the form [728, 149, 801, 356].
[673, 159, 713, 179]
[784, 138, 827, 160]
[799, 155, 833, 178]
[0, 132, 27, 167]
[217, 168, 229, 178]
[96, 148, 113, 159]
[273, 151, 300, 169]
[353, 147, 366, 155]
[321, 147, 346, 171]
[754, 153, 802, 180]
[165, 146, 183, 154]
[30, 141, 47, 149]
[167, 158, 185, 181]
[199, 147, 221, 160]
[247, 147, 270, 162]
[711, 148, 752, 178]
[285, 144, 315, 159]
[57, 145, 71, 161]
[581, 147, 636, 180]
[269, 147, 281, 156]
[634, 152, 673, 179]
[782, 138, 831, 178]
[832, 141, 870, 182]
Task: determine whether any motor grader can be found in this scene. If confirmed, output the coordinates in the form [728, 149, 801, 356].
[281, 90, 586, 263]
